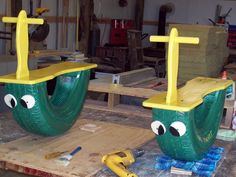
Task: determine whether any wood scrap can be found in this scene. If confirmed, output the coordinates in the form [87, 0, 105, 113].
[112, 67, 156, 85]
[170, 167, 192, 176]
[0, 119, 154, 177]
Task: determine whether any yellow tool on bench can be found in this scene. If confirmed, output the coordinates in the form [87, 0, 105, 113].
[102, 149, 144, 177]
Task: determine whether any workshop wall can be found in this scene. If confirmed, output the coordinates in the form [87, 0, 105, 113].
[22, 0, 77, 50]
[0, 0, 77, 54]
[94, 0, 236, 47]
[94, 0, 136, 46]
[0, 0, 235, 53]
[143, 0, 236, 47]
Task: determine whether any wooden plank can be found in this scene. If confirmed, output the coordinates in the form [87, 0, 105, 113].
[135, 0, 144, 31]
[170, 167, 192, 176]
[29, 50, 73, 58]
[112, 67, 156, 85]
[0, 119, 154, 177]
[88, 81, 160, 98]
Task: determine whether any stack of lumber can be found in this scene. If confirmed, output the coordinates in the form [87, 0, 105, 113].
[168, 24, 229, 82]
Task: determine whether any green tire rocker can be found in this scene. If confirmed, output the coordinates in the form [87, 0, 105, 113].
[0, 10, 96, 136]
[143, 28, 233, 161]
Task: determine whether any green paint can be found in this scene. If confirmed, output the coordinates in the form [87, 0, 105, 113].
[5, 70, 90, 136]
[152, 90, 226, 161]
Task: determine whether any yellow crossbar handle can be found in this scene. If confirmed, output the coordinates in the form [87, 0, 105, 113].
[2, 10, 43, 80]
[150, 28, 199, 104]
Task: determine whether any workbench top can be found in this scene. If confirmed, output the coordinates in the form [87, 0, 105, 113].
[0, 107, 235, 177]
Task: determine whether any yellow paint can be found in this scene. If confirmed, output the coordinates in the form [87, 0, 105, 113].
[150, 28, 199, 104]
[0, 62, 97, 84]
[143, 28, 233, 112]
[2, 10, 43, 80]
[35, 8, 49, 15]
[0, 10, 97, 84]
[143, 77, 233, 112]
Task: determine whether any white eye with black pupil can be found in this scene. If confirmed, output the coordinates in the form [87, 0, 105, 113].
[20, 95, 35, 109]
[169, 121, 186, 137]
[151, 121, 166, 136]
[4, 94, 17, 108]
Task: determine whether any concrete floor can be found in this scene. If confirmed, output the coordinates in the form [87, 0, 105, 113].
[0, 108, 235, 177]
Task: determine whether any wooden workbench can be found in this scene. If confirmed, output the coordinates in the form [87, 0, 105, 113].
[0, 108, 235, 177]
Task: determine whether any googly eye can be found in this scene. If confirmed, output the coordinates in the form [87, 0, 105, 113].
[20, 95, 35, 109]
[4, 94, 17, 108]
[151, 121, 166, 136]
[169, 121, 186, 137]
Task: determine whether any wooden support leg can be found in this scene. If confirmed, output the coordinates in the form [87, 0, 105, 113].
[224, 107, 234, 129]
[222, 100, 234, 129]
[108, 93, 120, 109]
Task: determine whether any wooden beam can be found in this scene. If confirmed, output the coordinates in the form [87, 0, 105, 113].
[112, 67, 156, 85]
[0, 14, 162, 26]
[88, 81, 160, 98]
[78, 0, 93, 56]
[4, 1, 12, 55]
[135, 0, 144, 31]
[11, 0, 22, 17]
[61, 0, 69, 48]
[96, 18, 159, 26]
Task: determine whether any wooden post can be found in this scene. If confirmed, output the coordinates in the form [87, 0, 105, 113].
[127, 30, 143, 70]
[108, 93, 120, 108]
[223, 100, 234, 129]
[75, 0, 80, 50]
[79, 0, 93, 56]
[4, 0, 12, 55]
[10, 0, 22, 54]
[135, 0, 144, 31]
[61, 0, 69, 48]
[11, 0, 22, 17]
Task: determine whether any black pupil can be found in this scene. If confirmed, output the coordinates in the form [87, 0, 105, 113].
[20, 99, 28, 108]
[170, 126, 180, 136]
[10, 98, 15, 108]
[158, 125, 165, 135]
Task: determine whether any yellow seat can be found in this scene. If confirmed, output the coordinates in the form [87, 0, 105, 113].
[143, 77, 233, 112]
[143, 28, 233, 112]
[0, 62, 97, 84]
[0, 10, 97, 85]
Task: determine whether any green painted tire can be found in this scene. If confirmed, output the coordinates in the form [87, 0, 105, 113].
[151, 90, 226, 161]
[4, 70, 90, 136]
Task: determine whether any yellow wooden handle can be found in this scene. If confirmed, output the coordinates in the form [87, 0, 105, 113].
[2, 17, 43, 25]
[150, 36, 169, 42]
[176, 37, 199, 44]
[150, 36, 199, 44]
[2, 17, 18, 23]
[150, 28, 199, 104]
[2, 10, 44, 80]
